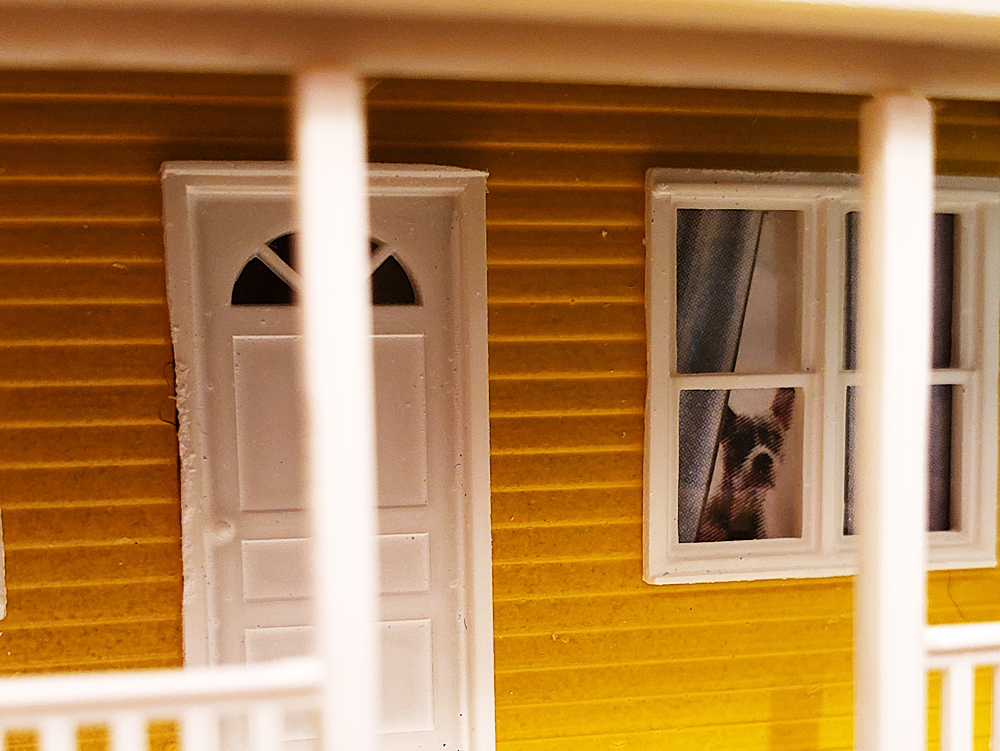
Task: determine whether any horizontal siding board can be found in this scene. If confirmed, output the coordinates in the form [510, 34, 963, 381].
[0, 343, 174, 381]
[0, 620, 181, 666]
[491, 450, 643, 490]
[492, 522, 640, 564]
[0, 384, 172, 424]
[488, 341, 645, 376]
[0, 225, 164, 261]
[370, 110, 860, 157]
[487, 185, 643, 227]
[491, 414, 643, 451]
[495, 615, 851, 671]
[0, 71, 288, 99]
[489, 375, 645, 415]
[493, 583, 854, 635]
[0, 262, 166, 301]
[0, 182, 162, 220]
[4, 504, 179, 545]
[0, 302, 168, 342]
[0, 463, 178, 505]
[495, 650, 854, 704]
[488, 227, 644, 263]
[488, 301, 644, 340]
[0, 140, 286, 177]
[488, 264, 643, 302]
[492, 487, 640, 526]
[3, 580, 180, 624]
[0, 101, 285, 139]
[5, 541, 181, 587]
[0, 424, 176, 464]
[496, 683, 852, 740]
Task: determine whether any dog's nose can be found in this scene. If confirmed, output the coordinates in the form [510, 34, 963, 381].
[752, 453, 773, 476]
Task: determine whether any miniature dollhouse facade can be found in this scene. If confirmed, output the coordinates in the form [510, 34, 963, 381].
[0, 3, 999, 750]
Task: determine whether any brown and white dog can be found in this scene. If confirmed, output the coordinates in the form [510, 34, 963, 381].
[696, 388, 795, 542]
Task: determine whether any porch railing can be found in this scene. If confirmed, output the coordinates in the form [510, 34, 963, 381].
[925, 622, 1000, 751]
[0, 659, 321, 751]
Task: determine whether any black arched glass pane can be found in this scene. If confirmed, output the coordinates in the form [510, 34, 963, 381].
[232, 257, 294, 306]
[372, 255, 418, 306]
[266, 233, 297, 271]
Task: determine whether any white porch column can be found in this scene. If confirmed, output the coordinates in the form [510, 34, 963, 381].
[855, 93, 934, 751]
[295, 70, 378, 751]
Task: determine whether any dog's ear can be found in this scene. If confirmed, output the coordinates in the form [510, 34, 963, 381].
[721, 405, 737, 434]
[771, 388, 795, 431]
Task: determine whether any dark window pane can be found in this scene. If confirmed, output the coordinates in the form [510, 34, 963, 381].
[843, 384, 953, 534]
[266, 232, 297, 271]
[232, 256, 294, 306]
[844, 213, 956, 370]
[372, 255, 418, 306]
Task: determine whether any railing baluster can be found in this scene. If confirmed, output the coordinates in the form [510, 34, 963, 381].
[992, 663, 1000, 751]
[111, 712, 146, 751]
[941, 661, 975, 751]
[249, 702, 283, 751]
[182, 706, 220, 751]
[39, 718, 75, 751]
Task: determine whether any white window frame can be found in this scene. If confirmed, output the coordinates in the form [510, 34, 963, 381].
[644, 169, 1000, 584]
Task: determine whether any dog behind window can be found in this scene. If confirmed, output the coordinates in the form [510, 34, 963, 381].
[696, 388, 795, 542]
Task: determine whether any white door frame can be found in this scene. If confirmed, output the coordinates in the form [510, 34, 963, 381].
[162, 160, 494, 751]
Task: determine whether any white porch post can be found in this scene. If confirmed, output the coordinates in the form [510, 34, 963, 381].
[295, 70, 378, 751]
[855, 93, 934, 751]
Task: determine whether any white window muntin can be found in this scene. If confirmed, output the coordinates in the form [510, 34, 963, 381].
[645, 170, 1000, 584]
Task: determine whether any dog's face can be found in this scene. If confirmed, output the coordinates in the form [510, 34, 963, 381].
[698, 388, 795, 541]
[719, 387, 794, 496]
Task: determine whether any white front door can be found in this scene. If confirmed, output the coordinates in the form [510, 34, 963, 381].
[163, 163, 493, 751]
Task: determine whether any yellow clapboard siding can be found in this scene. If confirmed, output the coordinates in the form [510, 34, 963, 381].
[497, 683, 852, 741]
[0, 343, 174, 381]
[0, 384, 172, 424]
[369, 109, 860, 158]
[0, 424, 176, 465]
[0, 70, 288, 99]
[488, 341, 645, 376]
[489, 264, 643, 302]
[492, 487, 639, 527]
[496, 649, 854, 704]
[0, 71, 290, 675]
[0, 140, 286, 178]
[0, 463, 178, 505]
[492, 522, 640, 564]
[5, 541, 181, 587]
[0, 100, 285, 140]
[3, 580, 180, 625]
[487, 185, 642, 227]
[491, 414, 643, 452]
[3, 504, 179, 546]
[491, 449, 643, 491]
[0, 182, 161, 221]
[0, 302, 168, 342]
[495, 615, 851, 671]
[0, 261, 165, 301]
[493, 583, 854, 636]
[489, 375, 645, 415]
[488, 301, 644, 340]
[0, 224, 164, 261]
[488, 227, 644, 262]
[0, 619, 180, 666]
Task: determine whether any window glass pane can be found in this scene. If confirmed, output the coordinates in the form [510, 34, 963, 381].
[843, 384, 953, 534]
[676, 209, 800, 374]
[844, 212, 956, 370]
[678, 387, 802, 542]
